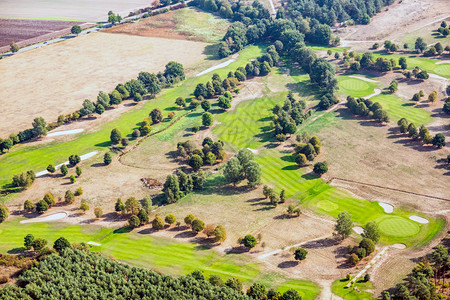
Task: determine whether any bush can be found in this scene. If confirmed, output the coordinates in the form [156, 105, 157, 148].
[80, 202, 89, 212]
[94, 207, 103, 218]
[191, 218, 205, 233]
[43, 192, 55, 207]
[152, 215, 165, 229]
[241, 234, 257, 249]
[75, 166, 82, 177]
[128, 215, 140, 228]
[165, 214, 176, 225]
[69, 154, 81, 166]
[24, 200, 35, 212]
[65, 190, 75, 204]
[294, 248, 308, 261]
[0, 206, 9, 222]
[61, 164, 68, 176]
[104, 153, 112, 165]
[74, 187, 83, 196]
[36, 200, 49, 213]
[348, 253, 360, 266]
[70, 175, 76, 183]
[313, 161, 328, 176]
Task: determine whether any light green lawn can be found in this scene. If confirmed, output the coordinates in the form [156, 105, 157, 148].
[332, 279, 375, 300]
[337, 76, 378, 98]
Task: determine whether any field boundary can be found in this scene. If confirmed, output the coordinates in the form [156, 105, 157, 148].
[329, 177, 450, 202]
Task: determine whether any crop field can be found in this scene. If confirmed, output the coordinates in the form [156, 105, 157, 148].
[0, 18, 82, 48]
[0, 32, 209, 138]
[0, 45, 265, 190]
[0, 0, 152, 21]
[104, 7, 230, 44]
[0, 218, 320, 299]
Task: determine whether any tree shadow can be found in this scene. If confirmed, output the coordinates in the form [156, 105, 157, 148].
[113, 226, 133, 234]
[7, 247, 26, 254]
[302, 237, 338, 249]
[278, 261, 299, 268]
[174, 230, 198, 239]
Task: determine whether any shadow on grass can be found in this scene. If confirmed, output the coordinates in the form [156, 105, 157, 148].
[8, 247, 26, 254]
[113, 226, 133, 234]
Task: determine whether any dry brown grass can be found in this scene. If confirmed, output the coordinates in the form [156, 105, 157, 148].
[0, 32, 209, 138]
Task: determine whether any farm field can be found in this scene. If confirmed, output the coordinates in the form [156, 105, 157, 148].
[0, 32, 209, 137]
[0, 18, 82, 48]
[104, 7, 230, 43]
[0, 0, 152, 21]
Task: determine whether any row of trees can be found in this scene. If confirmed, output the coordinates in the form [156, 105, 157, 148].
[346, 96, 390, 123]
[437, 20, 450, 37]
[223, 149, 261, 188]
[397, 118, 446, 148]
[0, 248, 303, 299]
[0, 117, 48, 153]
[273, 92, 310, 141]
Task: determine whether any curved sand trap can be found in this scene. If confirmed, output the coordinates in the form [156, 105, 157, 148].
[196, 59, 235, 77]
[47, 129, 84, 137]
[348, 75, 378, 83]
[435, 60, 450, 65]
[409, 215, 429, 224]
[353, 226, 365, 234]
[20, 212, 67, 224]
[87, 241, 101, 246]
[247, 148, 258, 154]
[379, 202, 394, 213]
[36, 151, 98, 177]
[391, 243, 406, 249]
[363, 88, 381, 99]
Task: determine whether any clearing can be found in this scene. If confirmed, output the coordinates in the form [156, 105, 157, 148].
[0, 32, 209, 137]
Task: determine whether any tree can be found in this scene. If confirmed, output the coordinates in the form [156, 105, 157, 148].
[209, 275, 224, 287]
[165, 214, 176, 225]
[244, 160, 261, 187]
[71, 25, 82, 35]
[247, 282, 267, 299]
[125, 79, 146, 97]
[137, 209, 149, 225]
[70, 175, 76, 183]
[115, 198, 125, 215]
[399, 57, 407, 70]
[46, 164, 55, 174]
[36, 200, 49, 213]
[348, 253, 360, 266]
[121, 138, 129, 147]
[80, 202, 89, 212]
[294, 153, 307, 166]
[359, 238, 375, 255]
[43, 192, 55, 207]
[125, 197, 140, 215]
[415, 37, 427, 53]
[388, 80, 398, 93]
[428, 91, 438, 103]
[24, 200, 35, 212]
[104, 152, 112, 165]
[128, 215, 140, 228]
[363, 221, 380, 243]
[188, 154, 203, 171]
[218, 96, 231, 110]
[313, 161, 328, 176]
[94, 207, 103, 218]
[150, 108, 163, 124]
[32, 117, 47, 137]
[226, 278, 243, 292]
[279, 189, 286, 203]
[364, 274, 370, 282]
[223, 157, 244, 185]
[164, 61, 185, 80]
[68, 154, 80, 166]
[241, 234, 257, 249]
[65, 190, 75, 204]
[53, 237, 70, 253]
[201, 100, 211, 112]
[213, 225, 227, 243]
[0, 206, 9, 222]
[184, 214, 195, 227]
[24, 234, 35, 249]
[202, 112, 213, 127]
[432, 133, 446, 148]
[150, 215, 163, 229]
[191, 218, 205, 233]
[294, 248, 308, 261]
[110, 90, 122, 105]
[110, 128, 122, 145]
[10, 41, 19, 53]
[281, 289, 302, 300]
[334, 211, 353, 240]
[80, 99, 95, 117]
[32, 238, 48, 251]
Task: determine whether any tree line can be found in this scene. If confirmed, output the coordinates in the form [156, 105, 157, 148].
[346, 96, 389, 123]
[397, 118, 446, 149]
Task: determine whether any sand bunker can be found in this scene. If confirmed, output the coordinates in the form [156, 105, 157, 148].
[87, 241, 101, 246]
[353, 226, 365, 234]
[391, 243, 406, 249]
[20, 212, 67, 224]
[363, 88, 381, 99]
[47, 129, 84, 137]
[247, 148, 258, 154]
[349, 75, 378, 83]
[435, 60, 450, 65]
[409, 215, 429, 224]
[36, 151, 98, 177]
[196, 59, 235, 77]
[379, 202, 394, 213]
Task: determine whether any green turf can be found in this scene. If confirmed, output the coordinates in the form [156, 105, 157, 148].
[0, 45, 265, 191]
[378, 216, 420, 237]
[369, 94, 433, 125]
[337, 76, 378, 98]
[332, 279, 375, 300]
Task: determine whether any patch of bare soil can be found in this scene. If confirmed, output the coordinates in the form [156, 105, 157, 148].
[337, 0, 450, 42]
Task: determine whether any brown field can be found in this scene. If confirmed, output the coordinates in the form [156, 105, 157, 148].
[0, 19, 82, 48]
[0, 32, 209, 137]
[0, 0, 152, 22]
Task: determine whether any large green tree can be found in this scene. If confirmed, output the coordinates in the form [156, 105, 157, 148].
[334, 211, 353, 240]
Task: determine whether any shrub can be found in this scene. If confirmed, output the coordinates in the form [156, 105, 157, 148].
[69, 154, 81, 166]
[43, 192, 55, 207]
[36, 200, 49, 213]
[294, 248, 308, 261]
[184, 214, 195, 227]
[24, 200, 35, 212]
[94, 207, 103, 218]
[65, 190, 75, 204]
[70, 175, 76, 183]
[129, 215, 140, 228]
[165, 214, 176, 225]
[313, 161, 328, 176]
[348, 253, 360, 266]
[241, 234, 257, 249]
[74, 187, 83, 196]
[152, 215, 165, 229]
[75, 166, 82, 177]
[0, 206, 9, 222]
[191, 218, 205, 233]
[80, 202, 89, 212]
[61, 164, 68, 176]
[104, 152, 112, 165]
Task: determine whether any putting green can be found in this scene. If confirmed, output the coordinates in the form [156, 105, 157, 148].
[337, 76, 377, 98]
[378, 217, 420, 237]
[435, 64, 450, 77]
[316, 200, 339, 212]
[339, 78, 370, 91]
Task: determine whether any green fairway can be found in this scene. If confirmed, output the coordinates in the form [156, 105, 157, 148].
[0, 217, 319, 299]
[332, 279, 375, 300]
[378, 216, 420, 237]
[0, 45, 265, 190]
[434, 63, 450, 77]
[337, 76, 378, 98]
[370, 94, 432, 125]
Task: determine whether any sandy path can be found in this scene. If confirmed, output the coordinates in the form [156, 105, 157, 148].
[362, 89, 382, 99]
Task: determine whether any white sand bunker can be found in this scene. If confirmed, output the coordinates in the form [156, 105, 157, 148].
[247, 148, 258, 154]
[47, 129, 84, 137]
[391, 243, 406, 249]
[20, 212, 67, 224]
[409, 215, 429, 224]
[36, 151, 98, 177]
[363, 88, 381, 99]
[349, 75, 378, 83]
[353, 226, 365, 234]
[435, 60, 450, 65]
[196, 59, 235, 77]
[379, 202, 394, 213]
[87, 241, 101, 246]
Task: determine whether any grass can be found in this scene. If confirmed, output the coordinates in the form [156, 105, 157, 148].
[369, 94, 433, 125]
[332, 278, 375, 300]
[0, 45, 265, 191]
[337, 76, 378, 98]
[0, 217, 319, 299]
